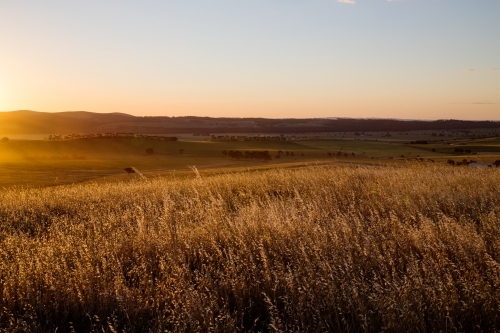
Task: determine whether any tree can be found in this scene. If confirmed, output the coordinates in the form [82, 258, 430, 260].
[0, 137, 8, 143]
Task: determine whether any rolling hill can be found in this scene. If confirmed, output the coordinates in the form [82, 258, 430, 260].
[1, 110, 500, 135]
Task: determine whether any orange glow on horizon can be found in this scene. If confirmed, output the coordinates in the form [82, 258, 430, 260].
[0, 2, 499, 120]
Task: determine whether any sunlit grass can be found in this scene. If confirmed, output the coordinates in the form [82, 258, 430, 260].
[0, 164, 499, 331]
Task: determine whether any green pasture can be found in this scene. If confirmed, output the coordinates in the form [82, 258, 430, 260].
[296, 140, 446, 158]
[0, 137, 319, 157]
[1, 134, 499, 188]
[421, 137, 500, 157]
[0, 139, 326, 187]
[319, 128, 500, 142]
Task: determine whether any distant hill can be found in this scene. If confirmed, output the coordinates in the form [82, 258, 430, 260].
[1, 110, 500, 135]
[0, 111, 135, 134]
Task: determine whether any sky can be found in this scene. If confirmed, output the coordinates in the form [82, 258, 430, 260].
[0, 0, 499, 120]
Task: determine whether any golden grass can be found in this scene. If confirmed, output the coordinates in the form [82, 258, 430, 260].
[0, 164, 499, 332]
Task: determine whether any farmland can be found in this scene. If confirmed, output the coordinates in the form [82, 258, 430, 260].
[0, 136, 324, 187]
[1, 128, 500, 188]
[1, 127, 500, 331]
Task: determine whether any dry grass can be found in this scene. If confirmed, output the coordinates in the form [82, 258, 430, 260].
[0, 164, 500, 332]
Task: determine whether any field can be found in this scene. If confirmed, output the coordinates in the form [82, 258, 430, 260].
[0, 137, 331, 187]
[0, 164, 500, 332]
[1, 130, 500, 331]
[1, 129, 500, 188]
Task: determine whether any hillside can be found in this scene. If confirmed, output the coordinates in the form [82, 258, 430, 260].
[1, 165, 499, 331]
[2, 110, 500, 135]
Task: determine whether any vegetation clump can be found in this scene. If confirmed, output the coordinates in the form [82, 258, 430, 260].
[226, 150, 272, 161]
[0, 165, 500, 332]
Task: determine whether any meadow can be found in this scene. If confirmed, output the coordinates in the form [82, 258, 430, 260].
[1, 129, 500, 188]
[0, 137, 318, 187]
[0, 164, 499, 332]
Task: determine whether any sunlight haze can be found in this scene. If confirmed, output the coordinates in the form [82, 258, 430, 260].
[0, 0, 499, 119]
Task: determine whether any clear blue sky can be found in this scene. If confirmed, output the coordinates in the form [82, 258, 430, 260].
[0, 0, 499, 119]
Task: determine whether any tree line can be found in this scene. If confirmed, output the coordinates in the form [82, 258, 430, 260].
[47, 133, 178, 141]
[212, 135, 287, 142]
[223, 150, 272, 161]
[447, 159, 500, 167]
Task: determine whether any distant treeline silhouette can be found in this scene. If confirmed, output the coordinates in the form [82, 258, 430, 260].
[47, 133, 178, 141]
[224, 150, 272, 161]
[3, 110, 500, 135]
[117, 118, 500, 134]
[212, 135, 287, 142]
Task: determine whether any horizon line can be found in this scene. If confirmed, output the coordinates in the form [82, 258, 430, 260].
[1, 109, 500, 122]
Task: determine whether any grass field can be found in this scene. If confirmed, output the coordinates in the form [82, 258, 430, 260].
[1, 130, 500, 188]
[0, 164, 499, 332]
[0, 138, 327, 187]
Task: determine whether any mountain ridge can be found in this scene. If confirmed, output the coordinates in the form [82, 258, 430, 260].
[1, 110, 500, 135]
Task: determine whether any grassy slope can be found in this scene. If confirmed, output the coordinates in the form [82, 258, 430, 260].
[1, 135, 499, 187]
[0, 139, 318, 187]
[0, 165, 500, 332]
